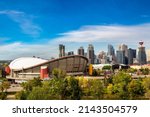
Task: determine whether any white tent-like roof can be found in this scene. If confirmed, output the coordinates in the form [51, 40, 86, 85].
[9, 57, 48, 70]
[92, 64, 111, 70]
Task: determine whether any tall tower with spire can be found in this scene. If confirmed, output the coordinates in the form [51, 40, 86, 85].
[138, 41, 147, 65]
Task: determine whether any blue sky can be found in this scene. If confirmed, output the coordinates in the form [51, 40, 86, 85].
[0, 0, 150, 60]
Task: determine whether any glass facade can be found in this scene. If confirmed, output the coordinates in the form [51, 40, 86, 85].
[138, 47, 147, 65]
[116, 50, 125, 64]
[128, 48, 136, 65]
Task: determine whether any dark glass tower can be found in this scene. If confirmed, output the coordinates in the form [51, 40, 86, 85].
[59, 44, 65, 58]
[78, 47, 84, 56]
[116, 50, 125, 64]
[128, 48, 136, 65]
[68, 51, 74, 56]
[107, 44, 115, 63]
[87, 44, 95, 64]
[108, 44, 115, 56]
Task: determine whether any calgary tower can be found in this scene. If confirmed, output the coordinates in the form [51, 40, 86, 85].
[138, 41, 147, 65]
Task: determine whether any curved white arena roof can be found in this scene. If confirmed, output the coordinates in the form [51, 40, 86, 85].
[9, 57, 48, 70]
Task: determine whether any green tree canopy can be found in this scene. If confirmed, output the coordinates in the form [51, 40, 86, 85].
[112, 71, 132, 99]
[0, 80, 10, 92]
[142, 78, 150, 91]
[21, 78, 42, 91]
[89, 79, 105, 99]
[128, 80, 145, 99]
[62, 76, 82, 100]
[52, 68, 66, 79]
[102, 65, 111, 70]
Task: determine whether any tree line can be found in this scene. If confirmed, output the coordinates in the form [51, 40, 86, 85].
[15, 68, 150, 100]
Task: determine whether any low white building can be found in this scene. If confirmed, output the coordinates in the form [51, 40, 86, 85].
[92, 64, 111, 70]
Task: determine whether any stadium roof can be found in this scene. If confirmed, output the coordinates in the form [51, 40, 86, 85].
[9, 57, 48, 70]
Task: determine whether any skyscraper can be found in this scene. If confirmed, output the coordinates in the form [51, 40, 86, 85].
[118, 44, 128, 57]
[116, 50, 125, 64]
[59, 44, 65, 58]
[78, 46, 84, 56]
[138, 41, 147, 65]
[107, 44, 115, 63]
[87, 44, 95, 64]
[98, 51, 107, 64]
[108, 44, 115, 56]
[118, 44, 128, 64]
[128, 48, 136, 65]
[68, 51, 74, 56]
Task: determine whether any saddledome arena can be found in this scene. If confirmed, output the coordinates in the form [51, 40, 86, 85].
[6, 55, 88, 81]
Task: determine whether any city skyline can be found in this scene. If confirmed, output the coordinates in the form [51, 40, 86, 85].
[0, 0, 150, 60]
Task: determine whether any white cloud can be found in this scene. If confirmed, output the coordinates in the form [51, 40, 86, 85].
[0, 42, 58, 60]
[0, 10, 41, 37]
[1, 23, 150, 60]
[56, 23, 150, 46]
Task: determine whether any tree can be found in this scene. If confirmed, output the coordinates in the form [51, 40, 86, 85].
[142, 78, 150, 91]
[22, 76, 82, 100]
[144, 90, 150, 99]
[15, 91, 29, 100]
[52, 68, 66, 79]
[27, 87, 52, 100]
[112, 71, 131, 85]
[127, 68, 137, 73]
[128, 80, 145, 99]
[92, 69, 98, 76]
[16, 78, 42, 99]
[106, 84, 118, 99]
[0, 81, 10, 93]
[78, 77, 91, 98]
[102, 65, 111, 70]
[97, 69, 103, 76]
[90, 79, 105, 99]
[112, 71, 131, 99]
[45, 78, 65, 99]
[17, 79, 60, 100]
[0, 92, 7, 100]
[21, 78, 42, 91]
[0, 80, 10, 100]
[142, 78, 150, 99]
[140, 68, 150, 75]
[61, 76, 82, 100]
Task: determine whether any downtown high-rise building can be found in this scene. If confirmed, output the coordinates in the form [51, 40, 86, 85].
[128, 48, 136, 65]
[107, 44, 115, 63]
[118, 44, 128, 64]
[59, 44, 65, 58]
[138, 41, 147, 65]
[98, 51, 107, 64]
[108, 44, 115, 56]
[116, 50, 126, 64]
[118, 44, 128, 57]
[87, 44, 95, 64]
[68, 51, 74, 56]
[78, 46, 84, 56]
